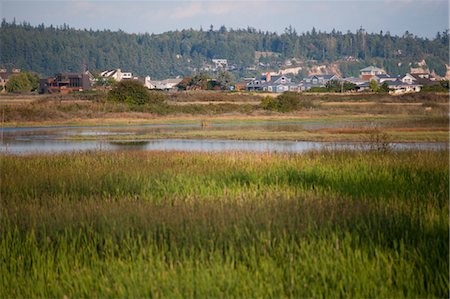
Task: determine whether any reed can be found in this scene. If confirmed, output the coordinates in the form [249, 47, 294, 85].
[1, 150, 448, 297]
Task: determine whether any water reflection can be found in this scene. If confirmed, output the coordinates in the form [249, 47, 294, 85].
[1, 123, 447, 154]
[1, 138, 447, 155]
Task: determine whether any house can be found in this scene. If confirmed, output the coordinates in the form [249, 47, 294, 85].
[39, 72, 91, 94]
[246, 73, 297, 93]
[407, 71, 441, 87]
[400, 73, 416, 84]
[354, 81, 371, 92]
[246, 79, 266, 91]
[145, 76, 183, 91]
[343, 77, 367, 85]
[298, 74, 339, 91]
[342, 77, 371, 91]
[262, 75, 298, 93]
[386, 80, 421, 94]
[359, 66, 386, 80]
[100, 68, 134, 82]
[212, 59, 228, 69]
[373, 74, 399, 83]
[398, 72, 440, 88]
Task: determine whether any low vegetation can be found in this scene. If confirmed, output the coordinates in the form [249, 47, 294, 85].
[1, 91, 448, 125]
[5, 71, 39, 93]
[261, 92, 316, 111]
[107, 80, 167, 105]
[1, 150, 448, 297]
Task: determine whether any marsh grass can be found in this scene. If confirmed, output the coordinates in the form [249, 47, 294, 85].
[1, 150, 448, 297]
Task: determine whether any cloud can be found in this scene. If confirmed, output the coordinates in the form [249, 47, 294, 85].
[171, 2, 203, 19]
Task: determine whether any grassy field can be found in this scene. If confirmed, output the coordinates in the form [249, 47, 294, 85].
[1, 150, 448, 297]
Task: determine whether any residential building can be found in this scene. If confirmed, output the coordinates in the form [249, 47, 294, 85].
[246, 79, 266, 91]
[100, 68, 134, 82]
[212, 59, 228, 69]
[145, 76, 183, 91]
[359, 66, 386, 80]
[400, 73, 416, 84]
[373, 74, 399, 83]
[386, 80, 422, 94]
[299, 74, 339, 91]
[261, 75, 297, 93]
[39, 72, 91, 94]
[246, 73, 297, 93]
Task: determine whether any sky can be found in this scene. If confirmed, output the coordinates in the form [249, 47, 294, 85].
[0, 0, 448, 38]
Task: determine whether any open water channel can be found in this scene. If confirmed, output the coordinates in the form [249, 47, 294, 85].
[0, 122, 447, 154]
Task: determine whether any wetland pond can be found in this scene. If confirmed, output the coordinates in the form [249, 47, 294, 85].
[1, 121, 447, 154]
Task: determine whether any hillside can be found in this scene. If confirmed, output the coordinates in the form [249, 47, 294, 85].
[0, 20, 448, 79]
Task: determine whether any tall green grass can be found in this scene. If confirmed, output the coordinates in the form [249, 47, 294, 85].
[1, 150, 448, 297]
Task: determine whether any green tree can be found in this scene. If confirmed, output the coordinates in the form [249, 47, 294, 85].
[25, 72, 39, 91]
[369, 79, 379, 92]
[176, 77, 191, 90]
[190, 73, 210, 90]
[6, 73, 32, 93]
[217, 71, 234, 90]
[108, 80, 164, 105]
[379, 81, 390, 92]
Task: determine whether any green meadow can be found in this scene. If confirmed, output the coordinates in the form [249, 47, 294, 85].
[1, 150, 448, 297]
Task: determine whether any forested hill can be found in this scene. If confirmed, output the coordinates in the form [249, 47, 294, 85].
[1, 20, 448, 79]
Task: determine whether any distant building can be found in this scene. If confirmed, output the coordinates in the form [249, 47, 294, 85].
[359, 66, 386, 80]
[100, 68, 134, 82]
[386, 80, 421, 94]
[246, 74, 267, 91]
[373, 74, 399, 83]
[262, 75, 298, 93]
[247, 73, 297, 93]
[299, 74, 339, 91]
[39, 72, 91, 94]
[144, 76, 183, 91]
[212, 59, 228, 69]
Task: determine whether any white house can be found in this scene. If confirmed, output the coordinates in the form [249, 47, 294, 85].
[100, 69, 133, 81]
[145, 77, 183, 90]
[387, 80, 422, 94]
[212, 59, 228, 69]
[360, 66, 386, 79]
[400, 73, 417, 84]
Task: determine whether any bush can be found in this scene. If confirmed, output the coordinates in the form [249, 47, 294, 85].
[5, 72, 39, 93]
[260, 96, 278, 110]
[306, 87, 328, 93]
[261, 92, 316, 112]
[108, 80, 166, 105]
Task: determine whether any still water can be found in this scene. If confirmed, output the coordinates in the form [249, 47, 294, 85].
[1, 123, 447, 154]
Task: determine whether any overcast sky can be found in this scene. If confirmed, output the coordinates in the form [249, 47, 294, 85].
[1, 0, 448, 38]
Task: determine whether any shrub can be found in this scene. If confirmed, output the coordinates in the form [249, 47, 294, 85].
[262, 92, 316, 112]
[108, 80, 166, 105]
[276, 92, 302, 112]
[5, 72, 39, 93]
[260, 96, 278, 110]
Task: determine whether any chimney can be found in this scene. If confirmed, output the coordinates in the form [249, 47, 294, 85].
[265, 72, 271, 82]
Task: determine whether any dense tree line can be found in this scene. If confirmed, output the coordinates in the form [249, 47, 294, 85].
[1, 20, 448, 79]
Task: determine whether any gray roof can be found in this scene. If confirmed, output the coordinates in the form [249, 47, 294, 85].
[386, 80, 421, 87]
[304, 74, 338, 80]
[375, 74, 391, 79]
